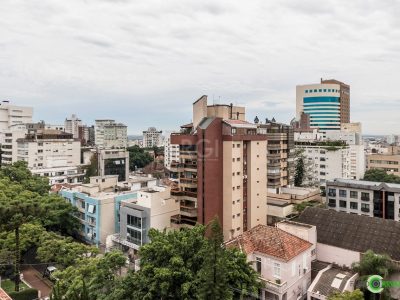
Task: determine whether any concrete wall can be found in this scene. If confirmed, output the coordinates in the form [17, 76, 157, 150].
[316, 243, 360, 268]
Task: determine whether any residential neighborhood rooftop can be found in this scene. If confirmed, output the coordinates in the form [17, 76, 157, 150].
[297, 207, 400, 261]
[225, 224, 312, 262]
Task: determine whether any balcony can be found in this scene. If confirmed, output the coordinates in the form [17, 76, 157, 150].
[260, 277, 287, 294]
[328, 202, 336, 208]
[180, 206, 197, 217]
[361, 196, 370, 201]
[361, 207, 370, 213]
[180, 178, 198, 184]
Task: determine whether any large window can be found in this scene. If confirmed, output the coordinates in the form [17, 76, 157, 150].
[361, 192, 370, 201]
[339, 190, 347, 197]
[350, 202, 358, 210]
[127, 228, 142, 245]
[339, 200, 347, 208]
[127, 215, 142, 229]
[361, 203, 370, 212]
[328, 188, 336, 197]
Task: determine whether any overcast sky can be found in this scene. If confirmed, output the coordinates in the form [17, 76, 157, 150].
[1, 0, 399, 135]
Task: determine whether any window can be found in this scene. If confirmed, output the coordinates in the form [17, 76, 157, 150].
[328, 188, 336, 197]
[81, 201, 85, 209]
[237, 144, 240, 148]
[318, 89, 322, 92]
[127, 228, 141, 245]
[339, 200, 346, 208]
[328, 199, 336, 207]
[237, 172, 240, 175]
[87, 204, 96, 214]
[361, 203, 370, 212]
[350, 191, 358, 199]
[232, 144, 235, 148]
[127, 215, 142, 229]
[350, 202, 358, 210]
[361, 192, 370, 201]
[339, 190, 347, 197]
[232, 172, 235, 176]
[237, 157, 241, 162]
[274, 262, 281, 277]
[237, 186, 241, 190]
[256, 257, 262, 273]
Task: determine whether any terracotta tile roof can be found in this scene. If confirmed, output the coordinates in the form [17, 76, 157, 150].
[225, 225, 312, 262]
[0, 288, 12, 300]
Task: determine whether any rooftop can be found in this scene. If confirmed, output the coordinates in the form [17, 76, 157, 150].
[297, 207, 400, 261]
[0, 288, 12, 300]
[311, 265, 356, 297]
[225, 224, 312, 262]
[327, 178, 400, 191]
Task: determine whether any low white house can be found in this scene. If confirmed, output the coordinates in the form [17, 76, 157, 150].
[225, 224, 313, 300]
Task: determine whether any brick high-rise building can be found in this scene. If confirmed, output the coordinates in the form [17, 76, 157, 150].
[170, 96, 267, 239]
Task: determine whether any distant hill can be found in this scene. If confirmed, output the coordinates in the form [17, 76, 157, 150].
[128, 135, 142, 140]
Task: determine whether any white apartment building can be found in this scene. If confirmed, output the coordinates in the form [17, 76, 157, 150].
[296, 142, 351, 186]
[16, 130, 81, 169]
[163, 133, 179, 170]
[64, 114, 82, 138]
[0, 124, 27, 165]
[95, 119, 127, 149]
[0, 101, 33, 132]
[142, 127, 163, 148]
[31, 166, 84, 184]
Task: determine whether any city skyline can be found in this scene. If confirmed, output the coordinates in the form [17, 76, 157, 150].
[1, 0, 400, 134]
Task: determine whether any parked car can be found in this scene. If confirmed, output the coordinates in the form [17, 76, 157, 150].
[43, 266, 58, 282]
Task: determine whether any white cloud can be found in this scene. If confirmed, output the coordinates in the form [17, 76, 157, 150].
[0, 0, 399, 134]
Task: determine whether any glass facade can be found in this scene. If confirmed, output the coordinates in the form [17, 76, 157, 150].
[303, 96, 341, 131]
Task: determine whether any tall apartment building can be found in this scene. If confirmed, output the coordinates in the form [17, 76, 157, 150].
[64, 114, 82, 138]
[257, 119, 294, 192]
[0, 101, 33, 132]
[326, 179, 400, 221]
[97, 148, 129, 182]
[164, 133, 180, 170]
[296, 79, 350, 132]
[295, 141, 351, 186]
[95, 119, 127, 149]
[325, 123, 365, 180]
[0, 124, 28, 165]
[142, 127, 163, 148]
[170, 96, 267, 239]
[16, 129, 80, 169]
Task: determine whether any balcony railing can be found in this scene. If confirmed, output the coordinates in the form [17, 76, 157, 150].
[328, 193, 336, 197]
[260, 277, 288, 294]
[361, 207, 370, 213]
[328, 202, 336, 207]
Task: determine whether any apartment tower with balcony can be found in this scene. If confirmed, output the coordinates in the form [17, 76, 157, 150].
[170, 96, 267, 239]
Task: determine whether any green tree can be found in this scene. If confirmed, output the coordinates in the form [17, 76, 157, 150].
[196, 219, 231, 300]
[352, 250, 392, 278]
[127, 145, 153, 170]
[363, 168, 400, 183]
[53, 251, 126, 300]
[0, 162, 79, 291]
[84, 155, 98, 183]
[328, 289, 364, 300]
[294, 155, 305, 186]
[108, 221, 261, 300]
[37, 232, 99, 269]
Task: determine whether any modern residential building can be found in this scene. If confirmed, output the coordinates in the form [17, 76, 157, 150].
[225, 224, 313, 300]
[94, 119, 127, 149]
[0, 101, 33, 131]
[295, 141, 351, 186]
[297, 207, 400, 267]
[16, 129, 81, 169]
[164, 133, 180, 170]
[142, 127, 163, 148]
[64, 114, 82, 139]
[109, 185, 179, 255]
[326, 178, 400, 221]
[0, 124, 28, 165]
[170, 95, 267, 239]
[257, 119, 294, 192]
[60, 175, 137, 245]
[97, 148, 129, 182]
[296, 79, 350, 132]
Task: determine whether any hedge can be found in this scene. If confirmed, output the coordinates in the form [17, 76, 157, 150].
[8, 288, 38, 300]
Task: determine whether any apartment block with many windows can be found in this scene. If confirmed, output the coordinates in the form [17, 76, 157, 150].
[170, 95, 267, 239]
[326, 179, 400, 221]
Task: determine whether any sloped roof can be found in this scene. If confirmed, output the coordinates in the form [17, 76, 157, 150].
[297, 207, 400, 260]
[311, 266, 356, 297]
[225, 224, 312, 262]
[0, 288, 12, 300]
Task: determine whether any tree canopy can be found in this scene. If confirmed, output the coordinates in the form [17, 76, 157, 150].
[328, 289, 364, 300]
[363, 168, 400, 183]
[127, 145, 154, 170]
